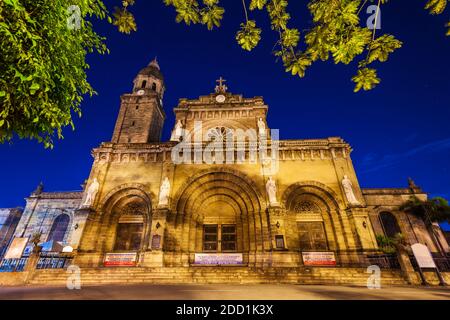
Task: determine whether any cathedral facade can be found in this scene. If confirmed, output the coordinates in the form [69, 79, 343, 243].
[9, 59, 450, 274]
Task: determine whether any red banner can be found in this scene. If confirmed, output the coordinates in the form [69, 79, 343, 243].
[302, 252, 336, 266]
[104, 253, 137, 267]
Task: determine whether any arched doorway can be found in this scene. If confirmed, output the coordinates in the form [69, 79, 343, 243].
[113, 201, 146, 251]
[75, 185, 153, 267]
[47, 214, 70, 243]
[281, 182, 360, 265]
[379, 211, 401, 238]
[201, 200, 238, 252]
[95, 188, 152, 255]
[170, 170, 265, 266]
[293, 201, 328, 251]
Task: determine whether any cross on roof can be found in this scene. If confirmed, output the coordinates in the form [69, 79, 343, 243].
[215, 76, 228, 93]
[216, 76, 226, 87]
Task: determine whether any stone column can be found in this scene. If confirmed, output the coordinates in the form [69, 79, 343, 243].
[24, 246, 42, 284]
[72, 208, 101, 267]
[347, 208, 378, 251]
[141, 207, 169, 267]
[267, 206, 292, 267]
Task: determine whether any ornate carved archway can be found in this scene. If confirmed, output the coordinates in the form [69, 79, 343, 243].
[282, 181, 347, 252]
[78, 184, 153, 259]
[168, 169, 267, 263]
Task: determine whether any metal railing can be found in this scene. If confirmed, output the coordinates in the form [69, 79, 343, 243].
[0, 254, 73, 272]
[36, 254, 73, 270]
[0, 257, 28, 272]
[367, 254, 401, 269]
[431, 253, 450, 272]
[367, 253, 450, 272]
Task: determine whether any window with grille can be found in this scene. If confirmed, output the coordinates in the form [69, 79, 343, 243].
[114, 223, 143, 251]
[297, 222, 328, 251]
[202, 224, 236, 252]
[380, 212, 401, 238]
[47, 214, 70, 243]
[203, 225, 218, 251]
[221, 225, 236, 251]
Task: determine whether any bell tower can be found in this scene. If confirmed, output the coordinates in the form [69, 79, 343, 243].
[111, 58, 166, 144]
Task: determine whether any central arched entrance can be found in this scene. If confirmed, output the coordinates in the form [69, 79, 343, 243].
[168, 169, 266, 266]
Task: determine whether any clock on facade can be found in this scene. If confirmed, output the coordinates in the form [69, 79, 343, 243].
[215, 94, 226, 103]
[137, 89, 145, 95]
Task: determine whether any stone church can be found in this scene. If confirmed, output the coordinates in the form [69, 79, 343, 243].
[7, 58, 449, 281]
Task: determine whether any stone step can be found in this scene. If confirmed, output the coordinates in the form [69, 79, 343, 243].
[29, 267, 408, 286]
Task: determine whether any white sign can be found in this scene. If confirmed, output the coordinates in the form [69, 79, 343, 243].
[194, 253, 243, 265]
[62, 246, 74, 253]
[104, 252, 137, 266]
[411, 243, 436, 269]
[4, 238, 28, 259]
[302, 252, 337, 266]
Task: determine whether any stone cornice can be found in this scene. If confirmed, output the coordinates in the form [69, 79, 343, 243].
[27, 191, 83, 200]
[91, 138, 352, 164]
[175, 93, 266, 110]
[362, 188, 426, 196]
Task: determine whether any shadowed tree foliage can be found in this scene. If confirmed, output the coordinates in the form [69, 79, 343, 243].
[0, 0, 448, 147]
[400, 196, 450, 224]
[163, 0, 449, 92]
[400, 196, 450, 255]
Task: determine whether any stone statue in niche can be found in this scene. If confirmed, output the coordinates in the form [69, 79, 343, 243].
[158, 177, 171, 207]
[81, 178, 99, 208]
[258, 118, 266, 136]
[266, 176, 278, 206]
[170, 120, 183, 142]
[342, 175, 360, 205]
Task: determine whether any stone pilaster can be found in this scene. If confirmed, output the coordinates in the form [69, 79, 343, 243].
[347, 207, 378, 251]
[72, 207, 102, 267]
[267, 206, 287, 250]
[141, 207, 169, 267]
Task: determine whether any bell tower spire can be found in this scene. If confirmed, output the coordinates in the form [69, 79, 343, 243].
[111, 57, 166, 144]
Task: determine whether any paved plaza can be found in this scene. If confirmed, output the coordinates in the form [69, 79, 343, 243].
[0, 284, 449, 300]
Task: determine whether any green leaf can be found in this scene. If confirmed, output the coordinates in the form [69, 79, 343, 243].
[352, 68, 380, 92]
[112, 7, 137, 33]
[201, 5, 224, 30]
[367, 34, 402, 64]
[332, 28, 372, 64]
[284, 53, 312, 78]
[281, 28, 300, 48]
[425, 0, 447, 15]
[29, 82, 40, 95]
[236, 20, 262, 51]
[249, 0, 267, 10]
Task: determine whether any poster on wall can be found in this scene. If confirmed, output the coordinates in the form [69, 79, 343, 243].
[411, 243, 436, 269]
[151, 235, 161, 250]
[194, 253, 243, 265]
[302, 252, 337, 266]
[104, 252, 138, 267]
[4, 238, 29, 259]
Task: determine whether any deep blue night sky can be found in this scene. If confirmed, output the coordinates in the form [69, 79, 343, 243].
[1, 1, 449, 228]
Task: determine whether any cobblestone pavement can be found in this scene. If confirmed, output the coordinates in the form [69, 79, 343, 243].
[0, 284, 450, 300]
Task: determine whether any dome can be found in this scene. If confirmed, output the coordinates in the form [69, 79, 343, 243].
[138, 58, 164, 80]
